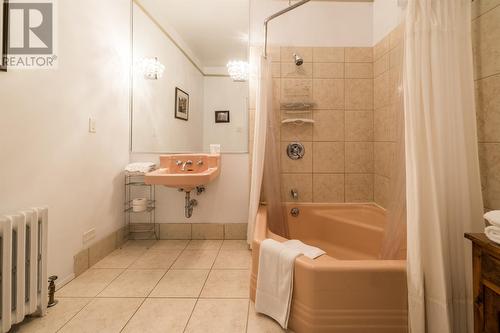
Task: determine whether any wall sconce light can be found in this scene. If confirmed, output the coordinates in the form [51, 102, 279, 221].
[137, 57, 165, 80]
[227, 60, 249, 82]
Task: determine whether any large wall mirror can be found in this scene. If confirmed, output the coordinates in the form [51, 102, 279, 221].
[131, 0, 249, 153]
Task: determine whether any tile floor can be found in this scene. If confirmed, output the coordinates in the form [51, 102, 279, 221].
[11, 240, 288, 333]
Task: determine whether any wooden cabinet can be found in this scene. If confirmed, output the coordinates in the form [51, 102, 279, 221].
[465, 233, 500, 333]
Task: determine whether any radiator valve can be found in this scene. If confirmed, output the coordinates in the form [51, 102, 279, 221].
[48, 275, 58, 307]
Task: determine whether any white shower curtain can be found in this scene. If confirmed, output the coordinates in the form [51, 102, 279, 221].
[247, 56, 272, 244]
[404, 1, 484, 332]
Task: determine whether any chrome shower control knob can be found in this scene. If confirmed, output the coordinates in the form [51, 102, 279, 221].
[287, 142, 305, 160]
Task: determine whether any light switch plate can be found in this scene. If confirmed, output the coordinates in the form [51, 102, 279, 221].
[88, 117, 96, 133]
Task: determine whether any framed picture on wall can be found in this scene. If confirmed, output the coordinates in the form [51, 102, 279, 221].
[0, 0, 9, 72]
[174, 87, 189, 121]
[215, 110, 230, 123]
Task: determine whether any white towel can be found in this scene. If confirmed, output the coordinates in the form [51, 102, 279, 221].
[484, 210, 500, 227]
[125, 162, 156, 173]
[255, 239, 301, 329]
[485, 226, 500, 245]
[283, 240, 326, 259]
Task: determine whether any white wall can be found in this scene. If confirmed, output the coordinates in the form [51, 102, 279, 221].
[132, 3, 204, 153]
[250, 0, 373, 47]
[203, 77, 248, 153]
[373, 0, 405, 44]
[0, 0, 131, 284]
[130, 153, 250, 224]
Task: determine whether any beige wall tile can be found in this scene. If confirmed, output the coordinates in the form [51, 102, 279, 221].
[192, 224, 224, 240]
[115, 226, 129, 248]
[374, 175, 390, 208]
[313, 142, 345, 173]
[345, 63, 373, 79]
[345, 142, 374, 173]
[281, 47, 313, 63]
[281, 78, 312, 104]
[272, 78, 281, 110]
[389, 44, 404, 69]
[313, 79, 345, 109]
[345, 110, 374, 141]
[374, 72, 390, 109]
[268, 46, 281, 62]
[374, 106, 397, 142]
[281, 62, 312, 78]
[345, 47, 373, 63]
[160, 223, 191, 240]
[313, 47, 345, 62]
[281, 141, 313, 173]
[479, 143, 500, 209]
[272, 62, 281, 78]
[89, 233, 117, 267]
[472, 5, 500, 79]
[475, 74, 500, 142]
[472, 0, 500, 20]
[313, 110, 345, 141]
[74, 249, 89, 277]
[281, 173, 313, 202]
[374, 142, 395, 178]
[374, 35, 390, 60]
[389, 23, 404, 49]
[346, 79, 374, 110]
[374, 53, 389, 78]
[281, 120, 313, 141]
[313, 63, 345, 78]
[313, 174, 345, 202]
[345, 174, 374, 202]
[224, 223, 247, 240]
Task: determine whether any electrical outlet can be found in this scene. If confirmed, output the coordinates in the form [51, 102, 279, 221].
[83, 228, 96, 244]
[88, 117, 97, 133]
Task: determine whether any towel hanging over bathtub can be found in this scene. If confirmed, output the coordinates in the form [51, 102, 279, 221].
[255, 239, 301, 329]
[283, 239, 326, 259]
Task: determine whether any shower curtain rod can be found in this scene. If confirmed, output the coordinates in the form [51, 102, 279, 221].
[264, 0, 311, 58]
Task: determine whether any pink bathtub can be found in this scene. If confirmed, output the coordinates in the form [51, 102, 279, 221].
[250, 203, 408, 333]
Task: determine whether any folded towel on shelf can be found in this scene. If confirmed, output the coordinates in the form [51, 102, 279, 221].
[484, 210, 500, 227]
[485, 226, 500, 245]
[255, 239, 302, 329]
[283, 239, 326, 259]
[125, 162, 156, 174]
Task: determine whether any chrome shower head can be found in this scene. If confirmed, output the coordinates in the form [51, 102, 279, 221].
[293, 53, 303, 66]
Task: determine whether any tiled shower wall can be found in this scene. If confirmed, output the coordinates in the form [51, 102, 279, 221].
[373, 26, 404, 208]
[273, 46, 375, 203]
[472, 0, 500, 211]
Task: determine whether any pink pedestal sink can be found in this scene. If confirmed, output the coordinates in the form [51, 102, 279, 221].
[144, 154, 221, 191]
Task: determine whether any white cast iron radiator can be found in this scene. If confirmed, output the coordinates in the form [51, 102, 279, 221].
[0, 207, 48, 333]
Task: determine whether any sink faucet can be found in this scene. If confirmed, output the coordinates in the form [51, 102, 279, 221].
[181, 160, 193, 171]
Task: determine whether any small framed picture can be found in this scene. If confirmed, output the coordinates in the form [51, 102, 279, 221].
[215, 110, 230, 123]
[0, 1, 9, 72]
[175, 87, 189, 121]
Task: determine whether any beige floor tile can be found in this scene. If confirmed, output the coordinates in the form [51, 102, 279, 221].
[213, 250, 251, 269]
[200, 270, 250, 298]
[12, 298, 91, 333]
[171, 250, 218, 269]
[59, 298, 143, 333]
[150, 270, 209, 298]
[185, 239, 223, 250]
[92, 247, 145, 269]
[184, 299, 249, 333]
[150, 240, 189, 251]
[129, 249, 181, 269]
[98, 269, 165, 298]
[57, 268, 123, 297]
[221, 240, 249, 251]
[247, 302, 287, 333]
[122, 298, 196, 333]
[121, 240, 157, 249]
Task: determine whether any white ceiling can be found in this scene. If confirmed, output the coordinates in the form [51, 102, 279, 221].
[138, 0, 249, 70]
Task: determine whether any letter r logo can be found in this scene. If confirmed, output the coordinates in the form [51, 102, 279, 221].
[8, 3, 53, 54]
